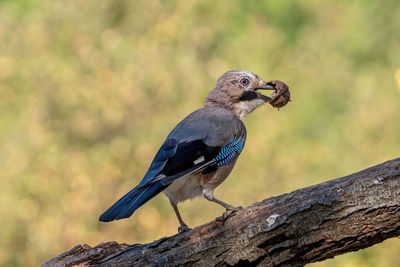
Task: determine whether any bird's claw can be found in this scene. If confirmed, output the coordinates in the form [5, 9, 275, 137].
[178, 224, 191, 233]
[216, 206, 242, 222]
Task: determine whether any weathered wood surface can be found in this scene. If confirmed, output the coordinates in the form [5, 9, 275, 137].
[43, 158, 400, 267]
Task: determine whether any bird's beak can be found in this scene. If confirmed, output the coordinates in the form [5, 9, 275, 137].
[253, 84, 276, 102]
[254, 85, 275, 91]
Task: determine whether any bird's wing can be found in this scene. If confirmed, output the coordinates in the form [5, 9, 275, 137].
[136, 138, 216, 188]
[142, 135, 245, 187]
[138, 107, 246, 187]
[99, 107, 246, 221]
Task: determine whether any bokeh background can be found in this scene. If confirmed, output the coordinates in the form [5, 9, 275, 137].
[1, 0, 400, 266]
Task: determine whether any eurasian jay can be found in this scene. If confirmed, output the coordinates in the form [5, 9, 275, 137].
[99, 70, 284, 232]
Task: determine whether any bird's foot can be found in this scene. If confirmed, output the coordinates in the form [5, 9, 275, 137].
[216, 206, 242, 223]
[178, 224, 191, 233]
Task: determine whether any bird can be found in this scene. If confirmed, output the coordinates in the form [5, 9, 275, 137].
[99, 70, 279, 232]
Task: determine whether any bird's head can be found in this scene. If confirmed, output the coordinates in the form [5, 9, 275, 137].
[205, 70, 277, 119]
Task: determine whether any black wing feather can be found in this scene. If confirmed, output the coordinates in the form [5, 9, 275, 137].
[161, 140, 220, 176]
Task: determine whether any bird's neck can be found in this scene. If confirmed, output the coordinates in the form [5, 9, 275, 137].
[204, 99, 243, 120]
[205, 98, 265, 120]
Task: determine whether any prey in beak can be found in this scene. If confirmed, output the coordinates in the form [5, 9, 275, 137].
[258, 80, 291, 108]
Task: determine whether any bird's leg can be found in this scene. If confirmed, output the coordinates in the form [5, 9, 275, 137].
[203, 190, 242, 222]
[208, 197, 238, 210]
[203, 190, 242, 210]
[170, 200, 190, 233]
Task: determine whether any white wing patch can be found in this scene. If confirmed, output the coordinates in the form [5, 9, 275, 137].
[193, 156, 205, 165]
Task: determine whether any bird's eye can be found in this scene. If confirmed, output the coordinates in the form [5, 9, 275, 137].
[240, 78, 250, 86]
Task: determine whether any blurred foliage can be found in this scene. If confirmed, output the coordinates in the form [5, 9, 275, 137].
[0, 0, 399, 266]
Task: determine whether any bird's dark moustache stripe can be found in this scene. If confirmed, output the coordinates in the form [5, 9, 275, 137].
[239, 90, 259, 101]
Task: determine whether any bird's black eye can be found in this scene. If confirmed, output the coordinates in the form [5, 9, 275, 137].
[239, 78, 250, 86]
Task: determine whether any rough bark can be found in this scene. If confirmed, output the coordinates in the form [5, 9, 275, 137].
[43, 158, 400, 267]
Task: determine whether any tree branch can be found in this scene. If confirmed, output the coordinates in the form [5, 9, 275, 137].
[43, 158, 400, 267]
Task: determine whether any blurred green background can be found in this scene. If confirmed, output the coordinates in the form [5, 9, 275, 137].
[0, 0, 399, 266]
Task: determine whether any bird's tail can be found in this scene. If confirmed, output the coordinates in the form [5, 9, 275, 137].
[99, 182, 165, 222]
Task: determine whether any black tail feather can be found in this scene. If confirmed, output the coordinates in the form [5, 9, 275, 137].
[99, 160, 216, 222]
[99, 183, 165, 222]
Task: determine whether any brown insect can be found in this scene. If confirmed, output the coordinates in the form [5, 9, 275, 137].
[267, 80, 291, 108]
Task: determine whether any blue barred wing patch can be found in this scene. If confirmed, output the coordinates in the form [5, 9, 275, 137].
[213, 137, 245, 166]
